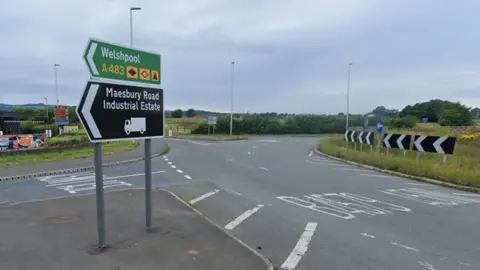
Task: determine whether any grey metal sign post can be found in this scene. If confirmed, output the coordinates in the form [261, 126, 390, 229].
[78, 38, 163, 247]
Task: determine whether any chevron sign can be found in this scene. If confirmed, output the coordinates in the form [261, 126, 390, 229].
[383, 133, 412, 150]
[413, 135, 456, 155]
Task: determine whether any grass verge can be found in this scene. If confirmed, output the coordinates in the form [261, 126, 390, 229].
[317, 137, 480, 186]
[0, 141, 140, 166]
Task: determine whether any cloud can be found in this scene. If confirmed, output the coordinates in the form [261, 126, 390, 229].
[1, 0, 479, 113]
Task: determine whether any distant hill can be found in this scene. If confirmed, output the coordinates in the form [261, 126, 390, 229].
[0, 103, 48, 110]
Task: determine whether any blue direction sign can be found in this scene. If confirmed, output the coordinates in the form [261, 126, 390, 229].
[376, 120, 384, 133]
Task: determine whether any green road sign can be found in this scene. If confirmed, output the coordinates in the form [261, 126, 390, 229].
[83, 38, 161, 85]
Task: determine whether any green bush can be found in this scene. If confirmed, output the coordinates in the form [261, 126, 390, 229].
[47, 135, 90, 147]
[389, 116, 417, 129]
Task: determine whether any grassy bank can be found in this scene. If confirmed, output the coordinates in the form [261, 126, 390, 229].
[317, 137, 480, 186]
[0, 141, 140, 166]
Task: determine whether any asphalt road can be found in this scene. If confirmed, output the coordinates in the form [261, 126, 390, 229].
[2, 136, 480, 270]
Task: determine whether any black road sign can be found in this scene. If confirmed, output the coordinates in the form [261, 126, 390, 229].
[76, 80, 164, 142]
[358, 131, 375, 145]
[344, 130, 356, 142]
[413, 135, 456, 154]
[383, 133, 411, 150]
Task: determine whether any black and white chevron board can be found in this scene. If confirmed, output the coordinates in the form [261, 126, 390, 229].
[344, 130, 357, 142]
[358, 131, 374, 145]
[413, 135, 456, 155]
[383, 133, 412, 150]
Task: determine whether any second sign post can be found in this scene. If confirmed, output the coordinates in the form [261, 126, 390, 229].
[77, 38, 163, 248]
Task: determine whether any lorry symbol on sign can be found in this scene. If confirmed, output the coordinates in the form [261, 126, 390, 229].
[124, 117, 146, 135]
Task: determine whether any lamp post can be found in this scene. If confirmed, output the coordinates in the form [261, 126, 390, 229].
[130, 7, 141, 47]
[54, 64, 60, 105]
[346, 63, 352, 132]
[230, 61, 235, 136]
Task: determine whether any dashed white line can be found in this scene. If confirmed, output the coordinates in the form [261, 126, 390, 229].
[360, 174, 393, 178]
[165, 158, 169, 161]
[0, 201, 9, 205]
[258, 166, 268, 171]
[361, 233, 375, 239]
[171, 165, 177, 169]
[184, 175, 192, 180]
[248, 152, 251, 155]
[168, 162, 172, 165]
[281, 222, 317, 270]
[391, 242, 419, 252]
[404, 182, 430, 186]
[418, 260, 436, 270]
[457, 261, 472, 267]
[308, 151, 313, 156]
[225, 204, 264, 230]
[176, 169, 184, 174]
[190, 189, 220, 204]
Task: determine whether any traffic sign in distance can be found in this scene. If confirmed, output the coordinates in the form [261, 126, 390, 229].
[413, 135, 456, 155]
[54, 105, 69, 125]
[383, 133, 411, 150]
[376, 120, 384, 133]
[207, 116, 217, 125]
[344, 130, 357, 142]
[359, 131, 374, 145]
[76, 80, 164, 142]
[83, 38, 161, 85]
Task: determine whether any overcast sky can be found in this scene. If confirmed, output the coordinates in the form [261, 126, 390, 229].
[1, 0, 479, 114]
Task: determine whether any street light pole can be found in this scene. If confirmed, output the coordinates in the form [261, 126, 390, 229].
[230, 61, 235, 136]
[130, 7, 141, 47]
[54, 64, 60, 105]
[346, 63, 352, 132]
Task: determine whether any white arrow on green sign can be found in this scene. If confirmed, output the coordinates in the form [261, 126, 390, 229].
[83, 38, 161, 85]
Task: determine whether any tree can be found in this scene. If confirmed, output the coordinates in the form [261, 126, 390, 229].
[171, 109, 183, 118]
[186, 108, 196, 118]
[472, 107, 480, 118]
[438, 103, 473, 126]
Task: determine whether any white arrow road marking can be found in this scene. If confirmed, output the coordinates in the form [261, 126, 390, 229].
[281, 222, 317, 270]
[397, 134, 406, 150]
[224, 204, 264, 230]
[87, 42, 99, 75]
[384, 134, 392, 148]
[83, 83, 101, 138]
[433, 137, 447, 154]
[359, 131, 364, 144]
[414, 135, 426, 152]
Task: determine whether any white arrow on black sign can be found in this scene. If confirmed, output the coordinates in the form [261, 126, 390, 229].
[383, 134, 392, 148]
[396, 134, 406, 150]
[350, 130, 356, 142]
[365, 132, 374, 145]
[76, 80, 164, 143]
[344, 130, 349, 142]
[358, 131, 364, 144]
[413, 135, 456, 154]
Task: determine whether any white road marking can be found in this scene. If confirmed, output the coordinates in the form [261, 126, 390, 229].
[0, 201, 9, 205]
[168, 161, 172, 164]
[452, 193, 480, 197]
[457, 261, 472, 267]
[45, 171, 165, 187]
[418, 260, 436, 270]
[391, 242, 419, 252]
[258, 166, 269, 171]
[224, 204, 264, 230]
[361, 233, 375, 239]
[305, 160, 345, 165]
[176, 169, 184, 174]
[184, 175, 192, 179]
[253, 146, 257, 149]
[171, 165, 177, 169]
[332, 168, 369, 172]
[225, 157, 235, 162]
[190, 189, 220, 204]
[403, 182, 430, 186]
[248, 152, 251, 155]
[360, 174, 393, 178]
[308, 151, 313, 156]
[165, 158, 169, 161]
[281, 222, 317, 270]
